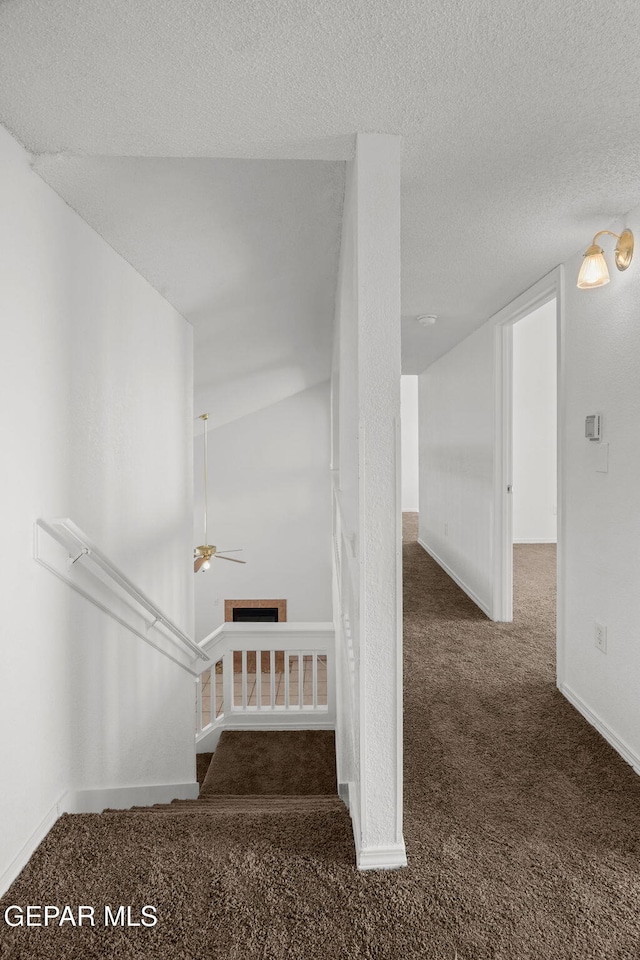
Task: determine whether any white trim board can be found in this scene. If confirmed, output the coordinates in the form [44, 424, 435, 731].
[338, 781, 407, 870]
[196, 719, 335, 753]
[343, 780, 361, 868]
[0, 779, 199, 897]
[342, 780, 406, 870]
[0, 798, 61, 898]
[60, 780, 199, 814]
[357, 844, 408, 871]
[491, 267, 563, 625]
[560, 684, 640, 776]
[417, 538, 491, 619]
[393, 415, 405, 853]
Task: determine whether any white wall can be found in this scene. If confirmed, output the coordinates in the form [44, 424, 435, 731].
[418, 199, 640, 774]
[332, 148, 359, 832]
[401, 376, 419, 511]
[332, 133, 405, 868]
[512, 301, 557, 542]
[561, 208, 640, 768]
[194, 382, 332, 639]
[418, 323, 495, 615]
[0, 124, 195, 891]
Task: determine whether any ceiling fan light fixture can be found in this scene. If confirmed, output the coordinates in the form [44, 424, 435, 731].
[194, 415, 246, 571]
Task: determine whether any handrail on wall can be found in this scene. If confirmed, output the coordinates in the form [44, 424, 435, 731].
[35, 518, 207, 676]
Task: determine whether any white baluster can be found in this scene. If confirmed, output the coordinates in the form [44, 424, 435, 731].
[241, 650, 247, 709]
[312, 653, 318, 709]
[285, 652, 290, 708]
[298, 653, 303, 709]
[223, 651, 233, 715]
[211, 664, 217, 721]
[270, 650, 275, 708]
[255, 651, 261, 711]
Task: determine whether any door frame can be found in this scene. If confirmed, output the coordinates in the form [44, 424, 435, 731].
[492, 266, 565, 685]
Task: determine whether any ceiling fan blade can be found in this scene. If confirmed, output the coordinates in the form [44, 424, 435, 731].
[194, 556, 207, 573]
[215, 549, 243, 554]
[215, 555, 247, 564]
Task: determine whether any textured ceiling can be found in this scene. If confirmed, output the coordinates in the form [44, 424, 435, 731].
[3, 0, 640, 374]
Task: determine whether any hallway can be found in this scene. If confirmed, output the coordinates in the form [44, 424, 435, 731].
[2, 517, 640, 958]
[402, 512, 640, 956]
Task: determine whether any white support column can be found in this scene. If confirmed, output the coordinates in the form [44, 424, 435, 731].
[355, 133, 406, 869]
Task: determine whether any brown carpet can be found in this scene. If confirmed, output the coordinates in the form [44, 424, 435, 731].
[2, 513, 640, 958]
[195, 752, 213, 789]
[200, 730, 338, 796]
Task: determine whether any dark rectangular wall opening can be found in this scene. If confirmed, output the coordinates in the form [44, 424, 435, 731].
[225, 598, 286, 622]
[232, 607, 280, 622]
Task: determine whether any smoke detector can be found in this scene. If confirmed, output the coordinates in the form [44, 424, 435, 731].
[417, 314, 437, 327]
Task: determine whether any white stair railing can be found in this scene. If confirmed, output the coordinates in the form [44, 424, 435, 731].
[195, 622, 335, 749]
[35, 518, 206, 676]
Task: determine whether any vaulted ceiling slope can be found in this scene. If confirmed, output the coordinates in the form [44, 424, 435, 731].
[32, 155, 345, 429]
[2, 0, 640, 375]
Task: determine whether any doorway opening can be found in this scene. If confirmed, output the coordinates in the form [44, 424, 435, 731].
[511, 300, 558, 642]
[494, 271, 563, 676]
[401, 375, 420, 515]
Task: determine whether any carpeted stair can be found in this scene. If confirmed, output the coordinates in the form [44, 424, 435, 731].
[201, 729, 338, 795]
[104, 730, 346, 820]
[106, 795, 346, 817]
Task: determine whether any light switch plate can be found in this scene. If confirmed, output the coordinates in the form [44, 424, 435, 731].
[585, 414, 601, 441]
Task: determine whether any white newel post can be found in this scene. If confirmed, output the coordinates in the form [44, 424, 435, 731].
[355, 133, 406, 869]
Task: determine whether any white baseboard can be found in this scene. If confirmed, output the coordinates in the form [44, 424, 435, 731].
[0, 779, 200, 897]
[417, 538, 491, 618]
[0, 797, 62, 898]
[560, 683, 640, 776]
[344, 780, 360, 867]
[513, 538, 557, 544]
[343, 781, 407, 871]
[60, 780, 199, 814]
[357, 844, 408, 870]
[196, 719, 335, 754]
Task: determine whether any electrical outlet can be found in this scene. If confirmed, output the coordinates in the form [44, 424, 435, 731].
[594, 621, 607, 654]
[444, 521, 449, 537]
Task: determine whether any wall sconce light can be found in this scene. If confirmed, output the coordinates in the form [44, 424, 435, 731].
[577, 228, 634, 289]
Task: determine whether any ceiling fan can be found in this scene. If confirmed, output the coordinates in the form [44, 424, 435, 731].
[194, 413, 246, 573]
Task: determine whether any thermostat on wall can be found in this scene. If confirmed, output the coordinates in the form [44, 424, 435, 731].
[585, 414, 601, 441]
